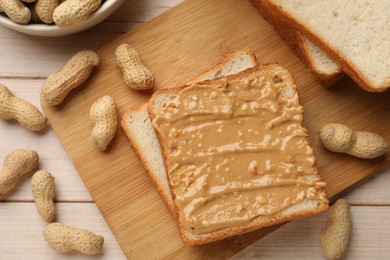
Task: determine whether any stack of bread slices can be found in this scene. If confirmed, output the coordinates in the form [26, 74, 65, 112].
[250, 0, 390, 92]
[121, 49, 329, 246]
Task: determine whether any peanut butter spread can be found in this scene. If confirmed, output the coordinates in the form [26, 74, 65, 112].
[152, 68, 327, 234]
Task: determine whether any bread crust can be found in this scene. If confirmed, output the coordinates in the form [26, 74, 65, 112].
[250, 0, 389, 92]
[250, 0, 343, 85]
[121, 104, 176, 213]
[148, 65, 328, 246]
[185, 49, 258, 85]
[297, 34, 344, 85]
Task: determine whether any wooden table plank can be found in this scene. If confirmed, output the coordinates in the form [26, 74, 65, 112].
[0, 0, 389, 259]
[0, 79, 92, 202]
[1, 203, 390, 259]
[341, 165, 390, 204]
[0, 203, 126, 259]
[233, 206, 390, 260]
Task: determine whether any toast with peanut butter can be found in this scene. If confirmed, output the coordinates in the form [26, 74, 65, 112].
[148, 64, 329, 246]
[121, 50, 258, 212]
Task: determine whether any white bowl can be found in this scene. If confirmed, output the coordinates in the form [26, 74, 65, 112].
[0, 0, 125, 37]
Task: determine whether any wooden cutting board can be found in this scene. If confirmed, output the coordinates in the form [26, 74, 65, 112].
[42, 0, 390, 258]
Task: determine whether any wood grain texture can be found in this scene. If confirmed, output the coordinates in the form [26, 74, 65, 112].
[0, 80, 92, 202]
[38, 0, 389, 258]
[1, 203, 390, 259]
[0, 203, 125, 259]
[1, 0, 390, 259]
[233, 205, 390, 260]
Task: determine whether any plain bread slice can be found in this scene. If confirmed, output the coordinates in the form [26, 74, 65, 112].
[251, 0, 390, 92]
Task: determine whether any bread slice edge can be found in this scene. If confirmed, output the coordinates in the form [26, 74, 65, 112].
[249, 0, 343, 85]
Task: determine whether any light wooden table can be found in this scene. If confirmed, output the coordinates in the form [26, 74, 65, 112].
[1, 1, 389, 259]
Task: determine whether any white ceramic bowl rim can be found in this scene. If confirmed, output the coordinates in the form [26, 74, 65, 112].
[0, 0, 124, 37]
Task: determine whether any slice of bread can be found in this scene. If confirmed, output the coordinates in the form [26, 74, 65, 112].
[299, 35, 343, 84]
[121, 104, 174, 209]
[251, 0, 390, 92]
[250, 0, 343, 84]
[148, 64, 329, 246]
[185, 50, 258, 85]
[121, 50, 258, 213]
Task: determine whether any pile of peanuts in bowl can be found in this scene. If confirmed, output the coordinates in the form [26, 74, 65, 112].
[0, 0, 124, 36]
